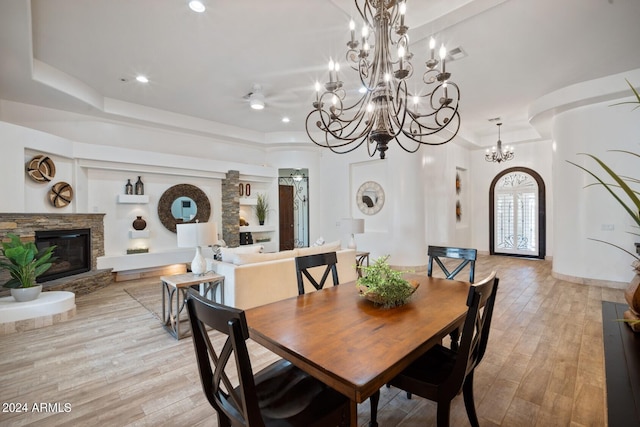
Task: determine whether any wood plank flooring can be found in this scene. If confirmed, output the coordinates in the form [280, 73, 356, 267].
[0, 255, 627, 426]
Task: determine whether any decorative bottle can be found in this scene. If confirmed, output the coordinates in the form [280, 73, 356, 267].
[132, 216, 147, 231]
[125, 179, 133, 195]
[134, 176, 144, 195]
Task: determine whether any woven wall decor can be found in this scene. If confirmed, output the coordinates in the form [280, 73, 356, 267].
[48, 182, 73, 208]
[26, 155, 56, 183]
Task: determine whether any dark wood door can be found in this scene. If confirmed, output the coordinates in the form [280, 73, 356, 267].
[279, 185, 294, 251]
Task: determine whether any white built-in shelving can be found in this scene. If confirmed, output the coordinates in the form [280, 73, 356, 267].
[118, 194, 149, 204]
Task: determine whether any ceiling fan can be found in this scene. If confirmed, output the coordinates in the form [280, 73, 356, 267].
[242, 84, 300, 110]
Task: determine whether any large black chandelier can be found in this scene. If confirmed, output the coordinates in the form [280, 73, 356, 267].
[305, 0, 461, 159]
[485, 123, 514, 164]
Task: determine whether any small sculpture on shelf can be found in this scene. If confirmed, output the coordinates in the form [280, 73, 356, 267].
[125, 179, 133, 195]
[135, 176, 144, 195]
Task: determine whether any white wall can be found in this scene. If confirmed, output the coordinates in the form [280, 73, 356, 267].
[553, 98, 640, 283]
[314, 139, 472, 267]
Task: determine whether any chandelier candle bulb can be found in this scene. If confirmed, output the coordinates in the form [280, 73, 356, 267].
[440, 45, 447, 73]
[430, 37, 435, 59]
[399, 2, 406, 27]
[328, 59, 335, 82]
[362, 25, 368, 51]
[350, 20, 356, 44]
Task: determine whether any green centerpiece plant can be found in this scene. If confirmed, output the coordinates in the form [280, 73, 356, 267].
[356, 255, 418, 308]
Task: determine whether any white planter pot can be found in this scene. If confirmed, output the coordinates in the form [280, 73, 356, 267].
[11, 285, 43, 302]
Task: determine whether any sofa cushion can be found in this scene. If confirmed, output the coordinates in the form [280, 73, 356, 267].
[296, 240, 341, 257]
[220, 245, 264, 263]
[233, 249, 297, 265]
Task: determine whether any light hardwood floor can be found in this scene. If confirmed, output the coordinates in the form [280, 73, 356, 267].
[0, 255, 627, 426]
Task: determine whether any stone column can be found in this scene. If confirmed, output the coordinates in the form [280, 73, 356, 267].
[221, 170, 240, 247]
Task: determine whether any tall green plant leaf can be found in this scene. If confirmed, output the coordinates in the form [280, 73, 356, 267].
[567, 154, 640, 228]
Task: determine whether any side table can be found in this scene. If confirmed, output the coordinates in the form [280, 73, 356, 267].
[355, 251, 370, 278]
[161, 271, 225, 340]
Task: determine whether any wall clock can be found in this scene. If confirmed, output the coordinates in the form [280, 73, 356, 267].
[356, 181, 385, 215]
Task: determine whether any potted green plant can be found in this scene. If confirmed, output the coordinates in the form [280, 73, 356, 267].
[0, 233, 56, 302]
[567, 79, 640, 330]
[255, 193, 269, 226]
[356, 255, 419, 308]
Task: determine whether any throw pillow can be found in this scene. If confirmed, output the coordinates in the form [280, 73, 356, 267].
[312, 236, 325, 247]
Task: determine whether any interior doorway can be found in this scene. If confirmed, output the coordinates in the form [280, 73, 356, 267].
[278, 168, 309, 249]
[489, 167, 546, 259]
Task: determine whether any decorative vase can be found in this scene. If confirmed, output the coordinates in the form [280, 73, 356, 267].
[259, 220, 265, 226]
[134, 176, 144, 195]
[11, 285, 43, 302]
[125, 178, 133, 195]
[132, 216, 147, 231]
[624, 274, 640, 332]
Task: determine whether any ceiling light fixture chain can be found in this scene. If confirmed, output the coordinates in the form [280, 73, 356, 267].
[305, 0, 461, 159]
[485, 123, 514, 163]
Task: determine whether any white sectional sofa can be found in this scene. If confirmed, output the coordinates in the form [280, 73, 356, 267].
[205, 243, 357, 309]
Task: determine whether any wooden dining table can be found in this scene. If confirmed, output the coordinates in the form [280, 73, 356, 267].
[245, 273, 471, 426]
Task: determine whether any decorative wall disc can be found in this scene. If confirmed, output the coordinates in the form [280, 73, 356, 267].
[26, 155, 56, 183]
[48, 182, 73, 208]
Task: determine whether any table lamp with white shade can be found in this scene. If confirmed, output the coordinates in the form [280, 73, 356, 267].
[177, 221, 217, 275]
[341, 218, 365, 250]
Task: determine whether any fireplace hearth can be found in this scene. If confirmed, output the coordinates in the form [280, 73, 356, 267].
[35, 229, 91, 282]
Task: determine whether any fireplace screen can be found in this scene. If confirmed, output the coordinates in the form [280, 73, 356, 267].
[35, 229, 91, 282]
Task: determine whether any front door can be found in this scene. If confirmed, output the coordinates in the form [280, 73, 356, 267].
[279, 185, 294, 251]
[490, 168, 546, 259]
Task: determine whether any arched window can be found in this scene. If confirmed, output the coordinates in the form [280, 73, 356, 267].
[489, 167, 546, 259]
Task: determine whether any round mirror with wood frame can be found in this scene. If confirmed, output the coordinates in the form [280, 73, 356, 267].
[158, 184, 211, 232]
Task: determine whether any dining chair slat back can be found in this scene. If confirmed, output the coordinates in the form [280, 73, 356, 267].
[427, 245, 478, 283]
[186, 289, 352, 427]
[295, 251, 339, 295]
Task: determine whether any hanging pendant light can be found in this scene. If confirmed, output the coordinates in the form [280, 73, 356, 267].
[305, 0, 462, 159]
[485, 123, 514, 163]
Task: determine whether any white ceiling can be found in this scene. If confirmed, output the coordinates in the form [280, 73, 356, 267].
[1, 0, 639, 149]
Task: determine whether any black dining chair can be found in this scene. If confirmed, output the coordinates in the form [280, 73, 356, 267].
[294, 251, 339, 295]
[428, 245, 478, 351]
[428, 245, 477, 283]
[371, 271, 499, 427]
[186, 289, 352, 427]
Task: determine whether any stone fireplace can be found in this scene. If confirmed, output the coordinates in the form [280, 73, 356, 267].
[0, 213, 112, 296]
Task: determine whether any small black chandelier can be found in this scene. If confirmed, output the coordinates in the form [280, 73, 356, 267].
[305, 0, 461, 159]
[485, 123, 514, 164]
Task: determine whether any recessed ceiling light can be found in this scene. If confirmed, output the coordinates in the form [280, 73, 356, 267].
[188, 0, 206, 13]
[135, 75, 149, 83]
[282, 117, 290, 123]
